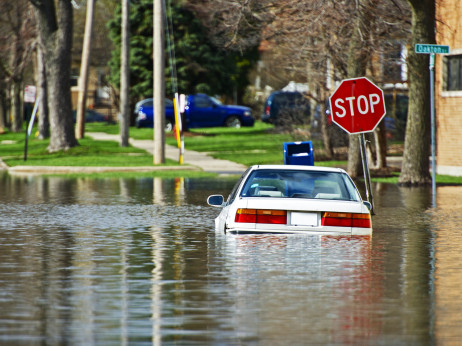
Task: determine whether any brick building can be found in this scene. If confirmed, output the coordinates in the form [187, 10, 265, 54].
[435, 0, 462, 176]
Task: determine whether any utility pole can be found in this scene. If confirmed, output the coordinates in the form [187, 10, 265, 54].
[153, 0, 165, 164]
[120, 0, 130, 147]
[76, 0, 95, 139]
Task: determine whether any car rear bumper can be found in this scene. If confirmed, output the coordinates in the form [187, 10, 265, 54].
[225, 227, 350, 235]
[222, 223, 371, 236]
[261, 114, 273, 123]
[225, 228, 371, 236]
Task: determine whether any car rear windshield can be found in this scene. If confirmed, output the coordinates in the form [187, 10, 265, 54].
[240, 169, 361, 201]
[271, 92, 309, 108]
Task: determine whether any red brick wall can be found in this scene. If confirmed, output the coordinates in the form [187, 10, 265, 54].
[435, 0, 462, 175]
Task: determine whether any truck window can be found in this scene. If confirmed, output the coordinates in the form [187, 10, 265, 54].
[194, 95, 212, 108]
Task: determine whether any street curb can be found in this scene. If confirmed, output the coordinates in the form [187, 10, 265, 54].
[0, 158, 8, 171]
[6, 164, 198, 176]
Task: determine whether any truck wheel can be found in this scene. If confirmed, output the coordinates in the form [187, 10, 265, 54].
[165, 119, 173, 132]
[225, 116, 241, 128]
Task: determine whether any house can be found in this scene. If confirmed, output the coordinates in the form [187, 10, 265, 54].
[435, 0, 462, 176]
[70, 65, 114, 121]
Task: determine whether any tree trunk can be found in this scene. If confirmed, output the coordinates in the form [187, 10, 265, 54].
[0, 88, 7, 131]
[347, 135, 362, 177]
[32, 0, 77, 152]
[320, 100, 333, 159]
[36, 45, 49, 139]
[374, 120, 387, 169]
[11, 81, 22, 132]
[319, 83, 333, 159]
[399, 0, 434, 185]
[345, 6, 369, 178]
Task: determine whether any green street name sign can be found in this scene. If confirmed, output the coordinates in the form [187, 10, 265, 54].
[415, 44, 450, 54]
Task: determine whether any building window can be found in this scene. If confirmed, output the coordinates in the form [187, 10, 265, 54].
[444, 55, 462, 91]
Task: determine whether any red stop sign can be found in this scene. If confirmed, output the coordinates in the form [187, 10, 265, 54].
[329, 77, 386, 134]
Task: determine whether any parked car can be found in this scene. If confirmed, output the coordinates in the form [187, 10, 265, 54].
[262, 91, 311, 126]
[135, 94, 254, 130]
[135, 98, 175, 130]
[207, 165, 372, 235]
[133, 98, 153, 117]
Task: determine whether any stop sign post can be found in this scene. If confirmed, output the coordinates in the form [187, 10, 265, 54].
[329, 77, 386, 214]
[329, 77, 386, 134]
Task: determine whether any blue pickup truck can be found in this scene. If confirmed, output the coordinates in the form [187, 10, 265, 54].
[135, 94, 254, 130]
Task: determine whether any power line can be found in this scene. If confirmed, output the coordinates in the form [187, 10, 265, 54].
[164, 0, 178, 96]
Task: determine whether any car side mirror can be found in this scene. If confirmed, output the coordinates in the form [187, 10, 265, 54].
[207, 195, 224, 207]
[363, 201, 372, 211]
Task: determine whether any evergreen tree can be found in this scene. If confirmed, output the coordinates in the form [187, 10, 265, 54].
[107, 0, 258, 105]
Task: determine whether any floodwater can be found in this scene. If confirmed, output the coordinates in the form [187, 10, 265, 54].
[0, 172, 462, 345]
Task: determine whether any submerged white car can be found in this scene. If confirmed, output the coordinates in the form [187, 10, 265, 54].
[207, 165, 372, 235]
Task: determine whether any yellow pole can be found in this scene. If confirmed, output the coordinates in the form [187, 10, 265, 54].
[173, 95, 183, 164]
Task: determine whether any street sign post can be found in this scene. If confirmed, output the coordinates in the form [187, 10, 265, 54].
[415, 43, 450, 207]
[329, 77, 387, 214]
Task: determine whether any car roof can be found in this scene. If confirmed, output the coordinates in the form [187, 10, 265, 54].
[136, 98, 153, 105]
[249, 165, 347, 174]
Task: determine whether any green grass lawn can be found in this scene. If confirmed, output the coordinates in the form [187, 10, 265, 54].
[176, 123, 306, 166]
[4, 139, 149, 167]
[372, 172, 462, 185]
[0, 130, 178, 167]
[88, 121, 321, 166]
[2, 122, 462, 184]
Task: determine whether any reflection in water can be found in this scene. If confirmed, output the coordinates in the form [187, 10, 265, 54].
[150, 226, 164, 346]
[433, 186, 462, 344]
[0, 173, 462, 344]
[211, 234, 378, 344]
[121, 234, 128, 346]
[153, 177, 164, 205]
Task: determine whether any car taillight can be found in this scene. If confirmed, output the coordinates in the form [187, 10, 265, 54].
[321, 212, 371, 228]
[235, 209, 287, 224]
[265, 105, 270, 116]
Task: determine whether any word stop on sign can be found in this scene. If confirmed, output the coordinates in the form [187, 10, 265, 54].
[333, 94, 381, 117]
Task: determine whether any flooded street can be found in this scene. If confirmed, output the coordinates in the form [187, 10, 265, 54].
[1, 172, 461, 345]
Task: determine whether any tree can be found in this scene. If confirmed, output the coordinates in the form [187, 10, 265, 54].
[270, 0, 408, 172]
[345, 0, 371, 178]
[72, 0, 115, 133]
[30, 0, 78, 152]
[398, 0, 435, 185]
[0, 0, 36, 133]
[36, 44, 49, 139]
[344, 0, 392, 177]
[186, 0, 270, 52]
[107, 0, 258, 113]
[191, 0, 410, 168]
